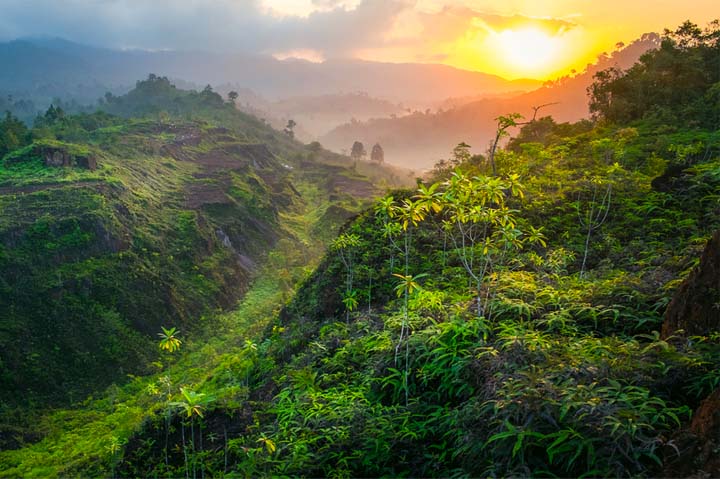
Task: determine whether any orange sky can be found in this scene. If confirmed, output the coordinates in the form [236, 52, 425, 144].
[263, 0, 719, 80]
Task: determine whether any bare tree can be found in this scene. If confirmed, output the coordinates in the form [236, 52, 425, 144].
[577, 180, 612, 278]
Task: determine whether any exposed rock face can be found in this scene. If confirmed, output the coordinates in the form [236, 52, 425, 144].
[660, 231, 720, 477]
[39, 146, 97, 170]
[661, 230, 720, 339]
[662, 388, 720, 477]
[691, 388, 720, 441]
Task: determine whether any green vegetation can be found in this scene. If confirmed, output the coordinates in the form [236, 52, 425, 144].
[589, 20, 720, 127]
[0, 77, 406, 414]
[1, 20, 720, 478]
[0, 111, 31, 158]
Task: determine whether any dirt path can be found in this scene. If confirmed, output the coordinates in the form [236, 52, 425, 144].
[0, 180, 102, 195]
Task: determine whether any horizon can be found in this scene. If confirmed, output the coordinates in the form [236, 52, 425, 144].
[5, 34, 549, 83]
[0, 0, 716, 80]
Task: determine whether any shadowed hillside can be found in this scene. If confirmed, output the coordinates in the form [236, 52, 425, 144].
[0, 77, 411, 410]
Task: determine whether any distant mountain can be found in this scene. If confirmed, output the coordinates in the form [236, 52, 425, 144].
[320, 33, 661, 170]
[0, 37, 542, 105]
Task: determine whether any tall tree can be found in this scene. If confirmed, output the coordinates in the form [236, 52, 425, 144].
[0, 111, 29, 158]
[350, 141, 367, 162]
[488, 114, 523, 176]
[371, 143, 384, 164]
[588, 20, 720, 127]
[284, 119, 296, 139]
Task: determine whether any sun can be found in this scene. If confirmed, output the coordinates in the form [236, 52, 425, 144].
[458, 25, 567, 79]
[496, 28, 560, 73]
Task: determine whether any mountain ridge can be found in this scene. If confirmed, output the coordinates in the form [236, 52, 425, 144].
[0, 37, 542, 104]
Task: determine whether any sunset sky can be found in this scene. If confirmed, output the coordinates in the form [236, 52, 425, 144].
[1, 0, 717, 80]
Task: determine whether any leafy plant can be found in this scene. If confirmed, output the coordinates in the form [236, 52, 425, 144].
[158, 326, 182, 353]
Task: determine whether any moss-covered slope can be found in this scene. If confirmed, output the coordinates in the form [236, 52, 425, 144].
[0, 94, 404, 410]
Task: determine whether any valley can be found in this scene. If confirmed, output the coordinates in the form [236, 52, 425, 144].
[0, 8, 719, 478]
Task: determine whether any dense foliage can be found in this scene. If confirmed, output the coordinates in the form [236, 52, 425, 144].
[1, 20, 720, 478]
[589, 20, 720, 127]
[0, 112, 30, 158]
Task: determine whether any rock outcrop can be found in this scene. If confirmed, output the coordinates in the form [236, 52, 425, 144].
[39, 145, 97, 170]
[661, 230, 720, 339]
[662, 388, 720, 477]
[660, 230, 720, 477]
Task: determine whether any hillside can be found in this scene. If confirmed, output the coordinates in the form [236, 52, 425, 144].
[0, 77, 412, 414]
[321, 33, 661, 169]
[1, 20, 719, 478]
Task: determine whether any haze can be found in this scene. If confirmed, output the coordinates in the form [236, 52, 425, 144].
[0, 0, 717, 169]
[1, 0, 716, 79]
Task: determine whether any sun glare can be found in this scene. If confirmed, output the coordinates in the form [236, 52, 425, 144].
[496, 28, 560, 73]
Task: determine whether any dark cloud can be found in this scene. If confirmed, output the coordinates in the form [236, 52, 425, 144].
[270, 0, 411, 55]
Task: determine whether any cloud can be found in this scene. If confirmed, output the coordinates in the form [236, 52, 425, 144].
[0, 0, 411, 57]
[310, 0, 355, 9]
[268, 0, 411, 56]
[410, 6, 577, 43]
[0, 0, 577, 64]
[475, 12, 577, 34]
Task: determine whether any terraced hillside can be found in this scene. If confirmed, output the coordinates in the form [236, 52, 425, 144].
[0, 80, 408, 414]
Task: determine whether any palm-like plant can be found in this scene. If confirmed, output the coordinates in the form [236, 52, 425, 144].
[392, 273, 426, 298]
[170, 388, 213, 479]
[332, 233, 362, 323]
[342, 289, 359, 312]
[158, 326, 182, 352]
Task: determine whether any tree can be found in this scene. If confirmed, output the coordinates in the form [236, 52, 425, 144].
[350, 141, 366, 161]
[452, 142, 472, 167]
[375, 195, 428, 405]
[588, 20, 720, 127]
[307, 141, 323, 153]
[488, 114, 523, 176]
[576, 177, 612, 278]
[284, 119, 296, 139]
[170, 388, 213, 479]
[0, 111, 29, 158]
[227, 91, 239, 104]
[439, 171, 530, 316]
[43, 104, 65, 124]
[371, 143, 384, 163]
